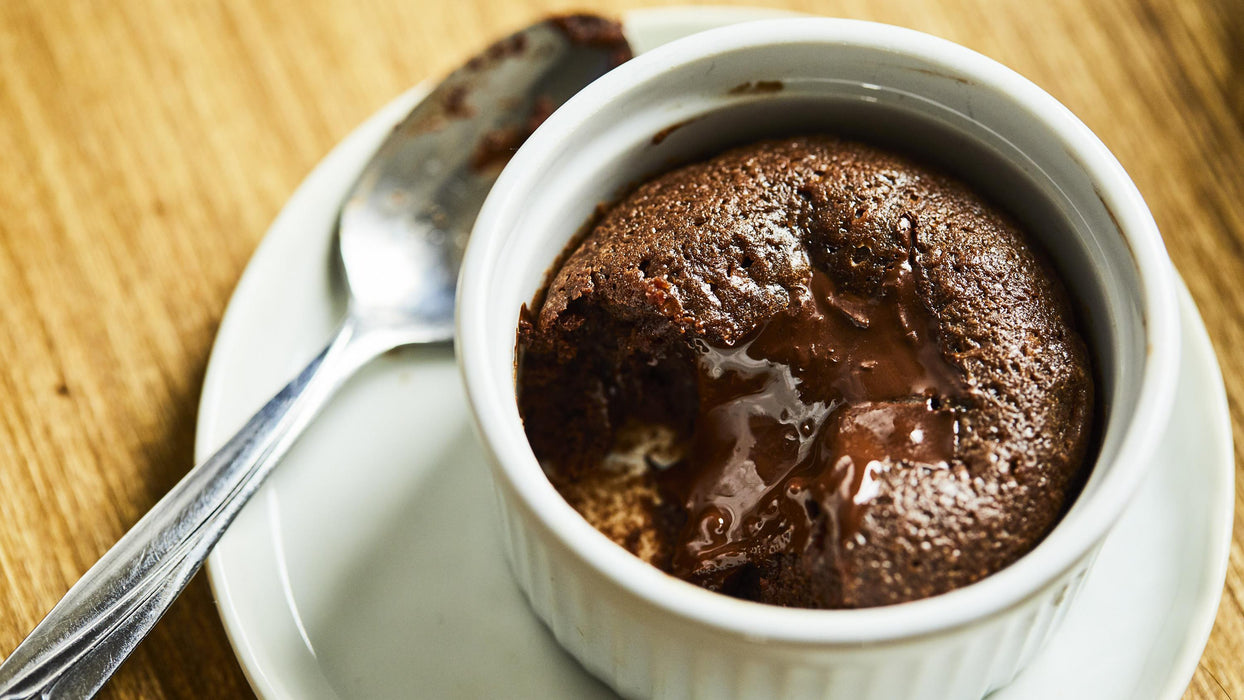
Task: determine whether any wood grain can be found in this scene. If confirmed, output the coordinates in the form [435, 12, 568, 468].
[0, 0, 1239, 697]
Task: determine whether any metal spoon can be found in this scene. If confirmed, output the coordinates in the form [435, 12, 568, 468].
[0, 17, 629, 699]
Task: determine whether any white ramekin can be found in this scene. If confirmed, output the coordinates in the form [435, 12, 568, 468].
[457, 19, 1179, 700]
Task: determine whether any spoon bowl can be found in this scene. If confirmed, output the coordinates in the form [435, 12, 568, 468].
[340, 19, 628, 334]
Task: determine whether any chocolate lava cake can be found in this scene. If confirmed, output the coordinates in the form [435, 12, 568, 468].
[516, 135, 1094, 609]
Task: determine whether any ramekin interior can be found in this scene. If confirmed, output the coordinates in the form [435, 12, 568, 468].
[458, 19, 1179, 645]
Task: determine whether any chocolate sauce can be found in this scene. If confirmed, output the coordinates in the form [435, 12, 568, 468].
[549, 14, 632, 68]
[662, 255, 965, 587]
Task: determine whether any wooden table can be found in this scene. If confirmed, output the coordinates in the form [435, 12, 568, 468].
[0, 0, 1239, 697]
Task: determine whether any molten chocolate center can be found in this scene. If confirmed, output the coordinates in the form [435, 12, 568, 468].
[659, 255, 965, 587]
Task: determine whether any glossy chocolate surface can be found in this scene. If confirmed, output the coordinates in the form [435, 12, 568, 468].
[667, 264, 965, 587]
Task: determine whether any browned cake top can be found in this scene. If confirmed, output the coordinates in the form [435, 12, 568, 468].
[517, 135, 1094, 608]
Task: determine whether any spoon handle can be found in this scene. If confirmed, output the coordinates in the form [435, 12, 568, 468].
[0, 315, 390, 700]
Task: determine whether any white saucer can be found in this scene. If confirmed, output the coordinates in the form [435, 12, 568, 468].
[197, 8, 1233, 699]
